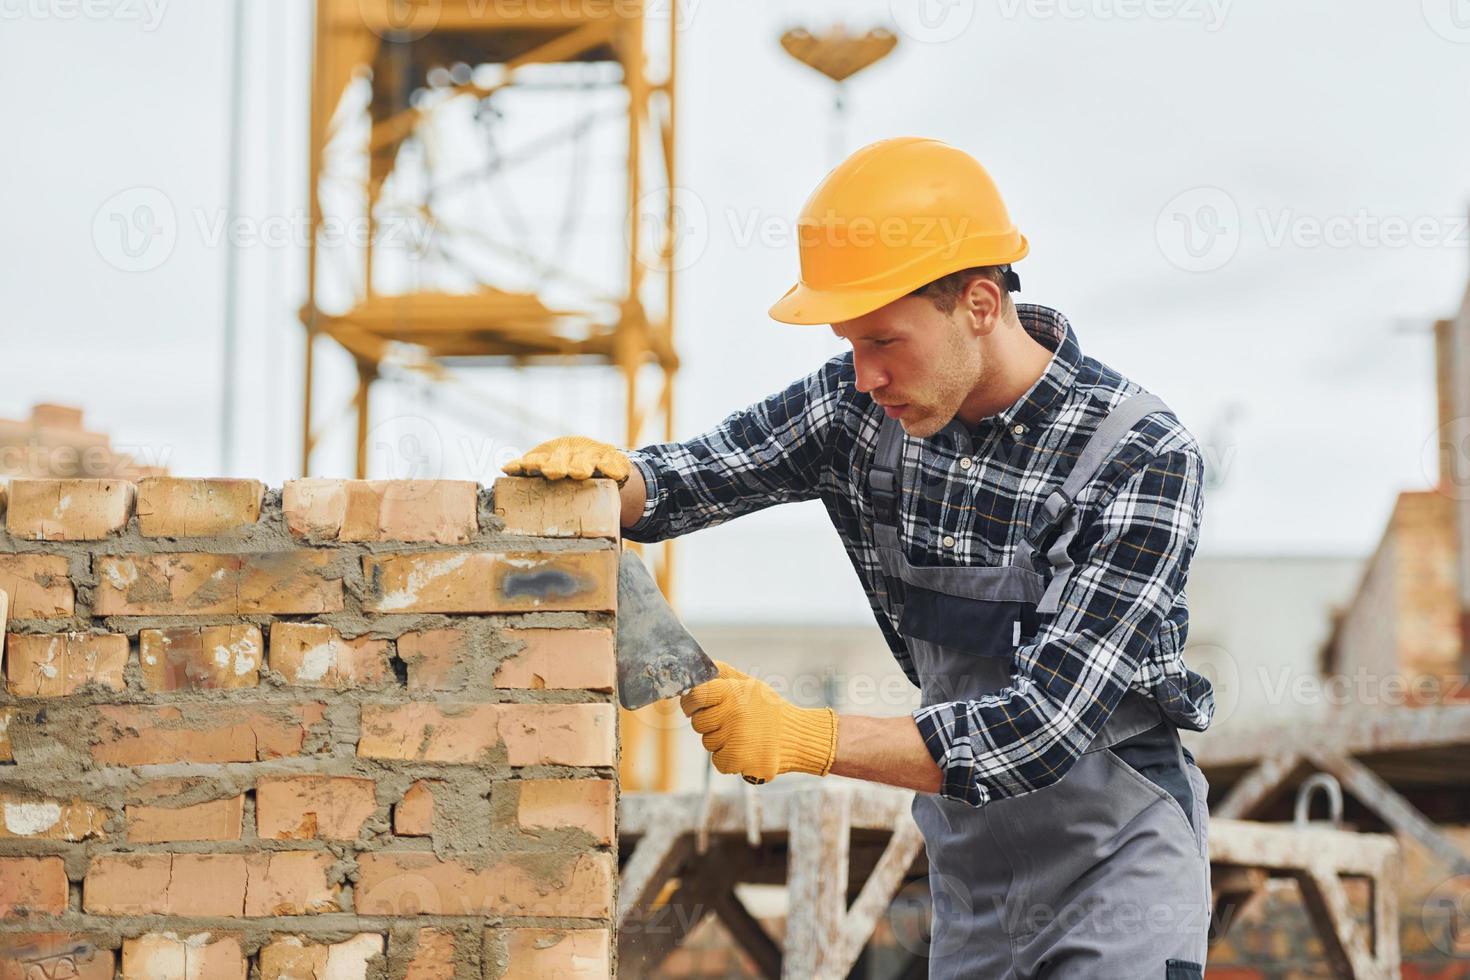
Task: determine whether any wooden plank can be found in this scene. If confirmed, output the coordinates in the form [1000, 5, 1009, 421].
[1294, 865, 1389, 980]
[617, 822, 690, 925]
[711, 886, 783, 980]
[1306, 749, 1470, 874]
[1209, 819, 1397, 876]
[1192, 704, 1470, 768]
[823, 814, 925, 979]
[784, 786, 851, 979]
[1213, 750, 1302, 819]
[1209, 865, 1267, 946]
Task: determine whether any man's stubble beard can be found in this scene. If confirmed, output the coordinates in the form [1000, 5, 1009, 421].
[900, 327, 983, 439]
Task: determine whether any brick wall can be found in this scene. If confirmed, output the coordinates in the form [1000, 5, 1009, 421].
[0, 475, 621, 979]
[1325, 490, 1463, 695]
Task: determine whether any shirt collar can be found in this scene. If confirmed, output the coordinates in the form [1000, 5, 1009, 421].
[932, 303, 1082, 447]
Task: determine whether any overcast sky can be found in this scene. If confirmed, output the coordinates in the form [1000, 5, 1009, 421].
[4, 0, 1470, 621]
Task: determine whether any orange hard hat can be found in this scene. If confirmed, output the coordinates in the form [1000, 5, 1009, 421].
[769, 137, 1028, 325]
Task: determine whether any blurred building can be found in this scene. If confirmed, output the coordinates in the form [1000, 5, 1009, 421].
[0, 404, 166, 481]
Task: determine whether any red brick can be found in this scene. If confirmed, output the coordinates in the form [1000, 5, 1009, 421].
[356, 851, 612, 917]
[358, 703, 613, 766]
[268, 623, 390, 689]
[0, 934, 114, 980]
[0, 555, 74, 619]
[135, 476, 263, 537]
[515, 779, 614, 845]
[398, 628, 472, 691]
[90, 703, 325, 765]
[139, 625, 262, 690]
[394, 780, 439, 836]
[359, 703, 499, 763]
[94, 552, 343, 616]
[402, 928, 455, 980]
[0, 707, 13, 762]
[0, 857, 67, 917]
[6, 479, 133, 540]
[126, 795, 243, 843]
[258, 934, 384, 979]
[256, 775, 377, 841]
[284, 479, 478, 543]
[494, 628, 614, 692]
[83, 852, 338, 916]
[487, 927, 610, 980]
[498, 704, 615, 767]
[492, 476, 620, 539]
[122, 933, 247, 979]
[0, 795, 107, 841]
[5, 632, 127, 696]
[361, 550, 615, 614]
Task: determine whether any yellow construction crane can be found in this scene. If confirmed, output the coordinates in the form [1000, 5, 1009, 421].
[303, 0, 681, 791]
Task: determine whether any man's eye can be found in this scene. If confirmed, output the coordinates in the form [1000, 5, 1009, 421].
[873, 339, 894, 348]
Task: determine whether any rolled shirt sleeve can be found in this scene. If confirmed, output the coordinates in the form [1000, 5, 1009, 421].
[912, 445, 1209, 807]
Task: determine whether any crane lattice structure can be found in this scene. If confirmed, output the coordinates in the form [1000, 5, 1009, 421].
[304, 0, 682, 791]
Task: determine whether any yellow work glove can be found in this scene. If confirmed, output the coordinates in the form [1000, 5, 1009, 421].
[501, 436, 631, 484]
[680, 660, 837, 783]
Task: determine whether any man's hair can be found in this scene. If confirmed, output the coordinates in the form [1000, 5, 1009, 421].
[910, 266, 1013, 315]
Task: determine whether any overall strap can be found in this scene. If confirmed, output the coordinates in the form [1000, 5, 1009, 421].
[867, 415, 906, 529]
[1024, 392, 1170, 615]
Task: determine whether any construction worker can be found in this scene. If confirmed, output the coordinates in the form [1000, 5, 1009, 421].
[504, 137, 1213, 979]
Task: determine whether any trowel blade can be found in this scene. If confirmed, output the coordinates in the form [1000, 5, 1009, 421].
[615, 549, 717, 710]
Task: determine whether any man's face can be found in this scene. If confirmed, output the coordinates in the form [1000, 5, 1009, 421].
[832, 294, 981, 439]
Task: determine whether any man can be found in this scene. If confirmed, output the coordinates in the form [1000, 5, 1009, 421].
[504, 137, 1214, 978]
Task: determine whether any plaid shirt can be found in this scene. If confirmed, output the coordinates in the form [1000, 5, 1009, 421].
[625, 304, 1214, 807]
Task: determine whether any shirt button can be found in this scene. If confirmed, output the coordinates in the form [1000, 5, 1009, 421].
[958, 457, 973, 470]
[942, 535, 956, 548]
[1012, 424, 1026, 436]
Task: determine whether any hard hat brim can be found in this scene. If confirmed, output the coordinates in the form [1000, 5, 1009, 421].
[768, 281, 918, 326]
[768, 231, 1030, 326]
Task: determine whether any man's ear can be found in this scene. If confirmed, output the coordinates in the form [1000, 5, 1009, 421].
[963, 276, 1003, 335]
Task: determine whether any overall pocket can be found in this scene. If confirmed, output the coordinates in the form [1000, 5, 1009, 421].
[898, 587, 1037, 651]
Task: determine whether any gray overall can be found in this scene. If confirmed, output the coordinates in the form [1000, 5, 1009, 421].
[868, 394, 1211, 979]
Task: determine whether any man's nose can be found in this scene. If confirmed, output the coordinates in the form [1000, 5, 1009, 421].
[852, 353, 888, 394]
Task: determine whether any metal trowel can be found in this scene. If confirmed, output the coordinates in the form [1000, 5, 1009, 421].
[614, 549, 718, 709]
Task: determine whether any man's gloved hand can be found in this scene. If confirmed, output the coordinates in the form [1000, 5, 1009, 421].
[680, 660, 837, 783]
[501, 436, 631, 484]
